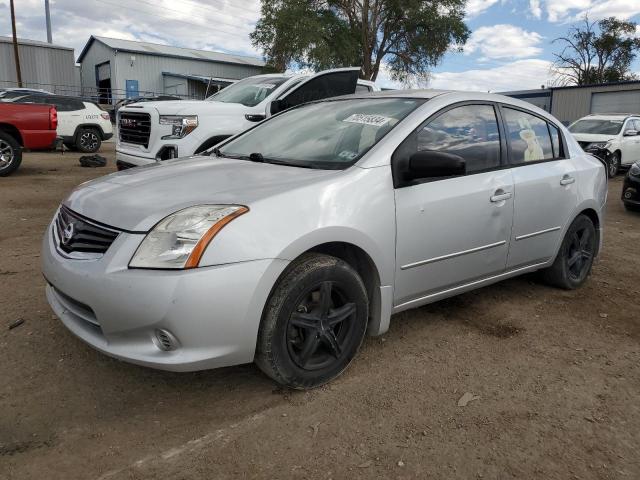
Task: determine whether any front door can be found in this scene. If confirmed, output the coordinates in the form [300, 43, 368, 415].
[500, 106, 579, 269]
[622, 119, 640, 164]
[394, 103, 514, 306]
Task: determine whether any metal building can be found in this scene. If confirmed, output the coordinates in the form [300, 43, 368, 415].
[77, 36, 265, 104]
[0, 36, 79, 95]
[504, 80, 640, 125]
[549, 81, 640, 125]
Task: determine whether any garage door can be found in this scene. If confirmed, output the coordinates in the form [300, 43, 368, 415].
[591, 90, 640, 114]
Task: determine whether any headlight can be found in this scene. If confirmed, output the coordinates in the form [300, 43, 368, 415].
[160, 115, 198, 139]
[630, 163, 640, 177]
[129, 205, 248, 269]
[588, 142, 607, 149]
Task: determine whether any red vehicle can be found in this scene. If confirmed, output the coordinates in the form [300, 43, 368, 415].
[0, 103, 58, 176]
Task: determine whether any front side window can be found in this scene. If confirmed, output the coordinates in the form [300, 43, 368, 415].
[395, 104, 501, 175]
[568, 119, 624, 135]
[207, 76, 288, 107]
[503, 108, 553, 163]
[218, 98, 424, 169]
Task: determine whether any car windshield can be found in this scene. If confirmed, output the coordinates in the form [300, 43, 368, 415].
[569, 119, 624, 135]
[217, 98, 425, 169]
[206, 76, 289, 107]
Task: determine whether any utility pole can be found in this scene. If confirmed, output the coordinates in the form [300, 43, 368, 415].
[45, 0, 53, 43]
[10, 0, 23, 87]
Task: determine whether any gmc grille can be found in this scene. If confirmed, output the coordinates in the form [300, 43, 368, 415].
[55, 206, 120, 254]
[119, 112, 151, 148]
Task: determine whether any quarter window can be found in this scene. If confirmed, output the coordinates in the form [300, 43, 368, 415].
[503, 108, 553, 163]
[403, 104, 502, 174]
[548, 123, 562, 159]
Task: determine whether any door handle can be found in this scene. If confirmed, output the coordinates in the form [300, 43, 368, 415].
[490, 190, 512, 203]
[560, 175, 575, 186]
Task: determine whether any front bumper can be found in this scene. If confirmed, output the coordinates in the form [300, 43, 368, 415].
[622, 174, 640, 205]
[42, 218, 289, 371]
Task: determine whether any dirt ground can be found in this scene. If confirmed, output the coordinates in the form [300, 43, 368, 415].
[1, 143, 639, 479]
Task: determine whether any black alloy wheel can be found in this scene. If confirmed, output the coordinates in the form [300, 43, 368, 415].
[287, 280, 357, 370]
[256, 253, 369, 389]
[565, 224, 596, 282]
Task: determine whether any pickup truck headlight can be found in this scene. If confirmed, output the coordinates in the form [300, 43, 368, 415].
[160, 115, 198, 139]
[129, 205, 248, 269]
[630, 163, 640, 177]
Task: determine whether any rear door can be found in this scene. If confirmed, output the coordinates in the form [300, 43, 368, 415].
[501, 105, 578, 269]
[623, 119, 640, 164]
[269, 68, 359, 115]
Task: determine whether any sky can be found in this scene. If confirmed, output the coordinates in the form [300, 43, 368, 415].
[1, 0, 640, 92]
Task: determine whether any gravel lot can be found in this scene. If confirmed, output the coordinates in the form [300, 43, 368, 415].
[1, 144, 639, 479]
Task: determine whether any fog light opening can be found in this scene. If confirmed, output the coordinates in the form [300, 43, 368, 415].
[153, 329, 179, 351]
[624, 190, 634, 199]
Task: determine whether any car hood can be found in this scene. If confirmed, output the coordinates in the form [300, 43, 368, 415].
[125, 100, 252, 116]
[571, 133, 616, 143]
[64, 157, 337, 232]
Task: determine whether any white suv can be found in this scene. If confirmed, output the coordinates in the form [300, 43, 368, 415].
[115, 68, 378, 169]
[16, 94, 113, 153]
[569, 114, 640, 176]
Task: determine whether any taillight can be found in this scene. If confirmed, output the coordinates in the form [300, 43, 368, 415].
[101, 112, 111, 120]
[49, 106, 58, 130]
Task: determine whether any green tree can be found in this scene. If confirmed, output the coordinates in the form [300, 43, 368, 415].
[552, 16, 640, 86]
[250, 0, 469, 82]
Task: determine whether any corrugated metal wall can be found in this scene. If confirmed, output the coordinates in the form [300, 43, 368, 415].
[78, 40, 114, 100]
[0, 40, 79, 95]
[112, 52, 263, 98]
[551, 83, 640, 124]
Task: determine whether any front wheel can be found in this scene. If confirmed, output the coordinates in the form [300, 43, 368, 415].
[541, 214, 597, 290]
[255, 253, 369, 389]
[607, 152, 620, 178]
[76, 128, 101, 153]
[0, 131, 22, 177]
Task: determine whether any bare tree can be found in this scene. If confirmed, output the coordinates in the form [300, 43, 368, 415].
[552, 16, 640, 86]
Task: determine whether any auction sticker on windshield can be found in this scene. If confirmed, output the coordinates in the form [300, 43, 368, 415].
[343, 114, 391, 127]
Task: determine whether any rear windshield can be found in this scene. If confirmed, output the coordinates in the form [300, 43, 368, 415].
[218, 98, 425, 169]
[207, 76, 289, 107]
[569, 119, 624, 135]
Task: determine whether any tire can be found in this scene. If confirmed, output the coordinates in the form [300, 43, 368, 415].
[607, 152, 620, 178]
[76, 128, 101, 153]
[0, 130, 22, 177]
[255, 253, 369, 389]
[541, 214, 597, 290]
[624, 203, 640, 212]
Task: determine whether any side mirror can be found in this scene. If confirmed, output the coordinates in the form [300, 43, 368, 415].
[407, 151, 466, 180]
[269, 99, 286, 115]
[624, 129, 638, 137]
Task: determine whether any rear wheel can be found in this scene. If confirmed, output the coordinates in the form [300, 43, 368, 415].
[541, 214, 596, 289]
[607, 152, 620, 178]
[0, 131, 22, 177]
[76, 128, 101, 153]
[255, 253, 369, 389]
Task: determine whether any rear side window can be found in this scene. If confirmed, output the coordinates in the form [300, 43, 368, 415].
[408, 104, 501, 174]
[503, 108, 553, 164]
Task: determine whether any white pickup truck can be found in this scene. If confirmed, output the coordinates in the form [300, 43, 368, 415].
[115, 68, 378, 169]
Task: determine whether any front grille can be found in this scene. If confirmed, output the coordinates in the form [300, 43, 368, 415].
[55, 206, 119, 254]
[119, 111, 151, 148]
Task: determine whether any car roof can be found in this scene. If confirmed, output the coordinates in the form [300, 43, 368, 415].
[581, 114, 640, 119]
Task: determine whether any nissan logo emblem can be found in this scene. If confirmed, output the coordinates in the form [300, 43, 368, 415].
[62, 223, 75, 245]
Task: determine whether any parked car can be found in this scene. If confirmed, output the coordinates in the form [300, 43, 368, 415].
[42, 91, 606, 388]
[0, 87, 51, 101]
[115, 68, 379, 169]
[0, 102, 58, 176]
[622, 161, 640, 211]
[569, 114, 640, 176]
[15, 94, 112, 153]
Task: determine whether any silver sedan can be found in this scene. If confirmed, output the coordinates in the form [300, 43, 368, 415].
[42, 90, 607, 389]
